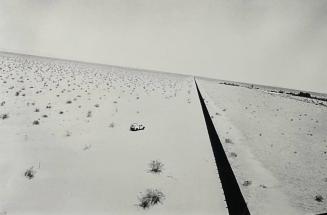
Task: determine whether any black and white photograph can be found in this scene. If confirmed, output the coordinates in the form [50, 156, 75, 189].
[0, 1, 326, 214]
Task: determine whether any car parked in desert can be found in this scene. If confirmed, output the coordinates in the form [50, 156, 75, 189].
[130, 123, 145, 131]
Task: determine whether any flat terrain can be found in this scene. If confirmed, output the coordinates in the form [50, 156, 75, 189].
[0, 53, 228, 215]
[197, 78, 327, 215]
[1, 52, 326, 215]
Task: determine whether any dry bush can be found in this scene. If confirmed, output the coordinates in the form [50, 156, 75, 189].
[138, 189, 165, 209]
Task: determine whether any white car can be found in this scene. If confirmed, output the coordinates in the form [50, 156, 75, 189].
[130, 123, 145, 131]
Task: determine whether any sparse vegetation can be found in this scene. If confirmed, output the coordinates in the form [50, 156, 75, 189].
[65, 131, 72, 137]
[137, 189, 165, 209]
[287, 91, 312, 99]
[297, 92, 311, 98]
[220, 82, 239, 87]
[24, 167, 36, 180]
[243, 180, 252, 186]
[314, 195, 324, 202]
[0, 113, 9, 120]
[148, 160, 164, 174]
[259, 184, 267, 189]
[2, 51, 326, 214]
[83, 144, 91, 150]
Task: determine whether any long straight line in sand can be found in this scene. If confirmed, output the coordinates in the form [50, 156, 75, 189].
[194, 78, 250, 215]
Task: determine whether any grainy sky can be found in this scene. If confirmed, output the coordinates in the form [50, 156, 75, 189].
[0, 0, 327, 93]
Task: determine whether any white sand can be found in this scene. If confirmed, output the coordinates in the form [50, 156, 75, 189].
[2, 51, 325, 215]
[197, 78, 327, 215]
[0, 53, 228, 215]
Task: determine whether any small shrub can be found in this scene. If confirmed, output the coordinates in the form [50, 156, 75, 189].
[32, 120, 39, 125]
[65, 131, 71, 137]
[24, 167, 36, 180]
[148, 160, 164, 174]
[138, 189, 165, 209]
[0, 113, 9, 120]
[315, 195, 324, 202]
[230, 152, 237, 158]
[220, 82, 239, 87]
[83, 144, 91, 150]
[243, 180, 252, 186]
[259, 184, 267, 189]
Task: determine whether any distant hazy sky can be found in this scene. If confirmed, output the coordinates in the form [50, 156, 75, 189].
[0, 0, 326, 93]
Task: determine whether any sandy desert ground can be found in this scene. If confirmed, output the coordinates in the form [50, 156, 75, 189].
[197, 78, 327, 215]
[0, 52, 228, 215]
[0, 52, 326, 215]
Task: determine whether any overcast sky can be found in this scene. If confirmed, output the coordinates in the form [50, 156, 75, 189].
[0, 0, 326, 93]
